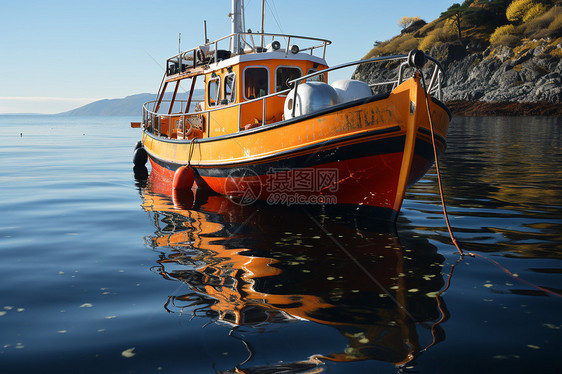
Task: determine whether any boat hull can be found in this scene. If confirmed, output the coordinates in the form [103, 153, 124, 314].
[142, 76, 450, 221]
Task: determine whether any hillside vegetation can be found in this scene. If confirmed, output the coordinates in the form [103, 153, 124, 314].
[354, 0, 562, 111]
[365, 0, 562, 60]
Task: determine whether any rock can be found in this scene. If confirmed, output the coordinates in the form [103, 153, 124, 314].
[510, 50, 533, 67]
[533, 45, 547, 56]
[429, 42, 467, 65]
[490, 45, 513, 62]
[466, 39, 484, 52]
[352, 38, 562, 106]
[496, 69, 520, 87]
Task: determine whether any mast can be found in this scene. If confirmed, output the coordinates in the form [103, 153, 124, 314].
[260, 0, 265, 48]
[231, 0, 243, 54]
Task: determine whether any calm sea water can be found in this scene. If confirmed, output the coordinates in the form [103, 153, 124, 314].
[0, 115, 560, 373]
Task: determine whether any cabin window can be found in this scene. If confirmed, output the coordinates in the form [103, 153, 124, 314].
[275, 66, 302, 92]
[224, 73, 236, 104]
[207, 76, 221, 106]
[244, 67, 269, 100]
[306, 68, 325, 82]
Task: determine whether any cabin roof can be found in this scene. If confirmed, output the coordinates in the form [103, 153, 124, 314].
[165, 51, 328, 83]
[164, 32, 331, 82]
[209, 51, 327, 71]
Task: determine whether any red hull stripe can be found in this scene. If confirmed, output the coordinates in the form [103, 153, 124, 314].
[148, 155, 402, 222]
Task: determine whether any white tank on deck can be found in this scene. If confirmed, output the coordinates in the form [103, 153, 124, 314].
[330, 79, 373, 103]
[284, 82, 340, 120]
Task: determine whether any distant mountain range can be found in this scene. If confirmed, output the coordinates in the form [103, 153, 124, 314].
[58, 90, 204, 116]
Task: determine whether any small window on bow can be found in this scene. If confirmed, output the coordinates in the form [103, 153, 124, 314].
[207, 76, 221, 106]
[244, 67, 269, 100]
[224, 73, 236, 104]
[276, 67, 302, 92]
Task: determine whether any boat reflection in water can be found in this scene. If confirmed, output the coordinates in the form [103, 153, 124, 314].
[139, 170, 450, 372]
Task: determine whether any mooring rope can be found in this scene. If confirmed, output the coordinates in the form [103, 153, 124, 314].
[187, 137, 197, 167]
[419, 73, 465, 257]
[419, 72, 561, 298]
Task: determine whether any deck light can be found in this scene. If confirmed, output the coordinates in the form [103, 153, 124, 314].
[266, 41, 281, 51]
[407, 49, 426, 69]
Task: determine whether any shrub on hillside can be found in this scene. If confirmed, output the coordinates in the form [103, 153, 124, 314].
[399, 16, 423, 29]
[400, 37, 421, 52]
[490, 25, 515, 44]
[495, 34, 522, 47]
[506, 0, 536, 23]
[523, 6, 562, 38]
[547, 8, 562, 37]
[418, 26, 455, 52]
[401, 19, 427, 34]
[364, 33, 419, 58]
[522, 3, 547, 22]
[490, 24, 518, 44]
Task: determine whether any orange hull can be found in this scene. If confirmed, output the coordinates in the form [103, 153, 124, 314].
[142, 76, 450, 221]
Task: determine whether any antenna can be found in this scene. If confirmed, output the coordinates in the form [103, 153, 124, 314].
[178, 32, 181, 54]
[260, 0, 265, 48]
[241, 0, 246, 34]
[204, 20, 208, 43]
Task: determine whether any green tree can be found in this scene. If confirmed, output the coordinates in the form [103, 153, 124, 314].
[441, 3, 464, 40]
[464, 0, 511, 27]
[486, 0, 512, 24]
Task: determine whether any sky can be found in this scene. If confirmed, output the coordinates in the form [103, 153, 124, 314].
[0, 0, 457, 114]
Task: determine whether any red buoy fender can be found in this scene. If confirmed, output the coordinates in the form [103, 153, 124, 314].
[172, 166, 195, 190]
[172, 188, 194, 210]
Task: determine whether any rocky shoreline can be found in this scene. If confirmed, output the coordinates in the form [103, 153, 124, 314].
[353, 38, 562, 117]
[446, 100, 562, 116]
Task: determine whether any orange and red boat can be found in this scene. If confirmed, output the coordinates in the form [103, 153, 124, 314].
[132, 0, 450, 222]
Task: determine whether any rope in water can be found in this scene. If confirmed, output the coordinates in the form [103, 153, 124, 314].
[420, 72, 561, 298]
[420, 73, 464, 257]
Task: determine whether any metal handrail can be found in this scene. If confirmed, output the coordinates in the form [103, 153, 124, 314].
[286, 52, 446, 117]
[142, 51, 446, 136]
[288, 53, 446, 95]
[142, 88, 290, 119]
[142, 87, 292, 137]
[167, 31, 332, 69]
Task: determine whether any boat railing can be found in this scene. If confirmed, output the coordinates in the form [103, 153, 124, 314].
[145, 99, 205, 114]
[287, 51, 446, 115]
[166, 31, 331, 77]
[143, 51, 445, 138]
[142, 89, 291, 138]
